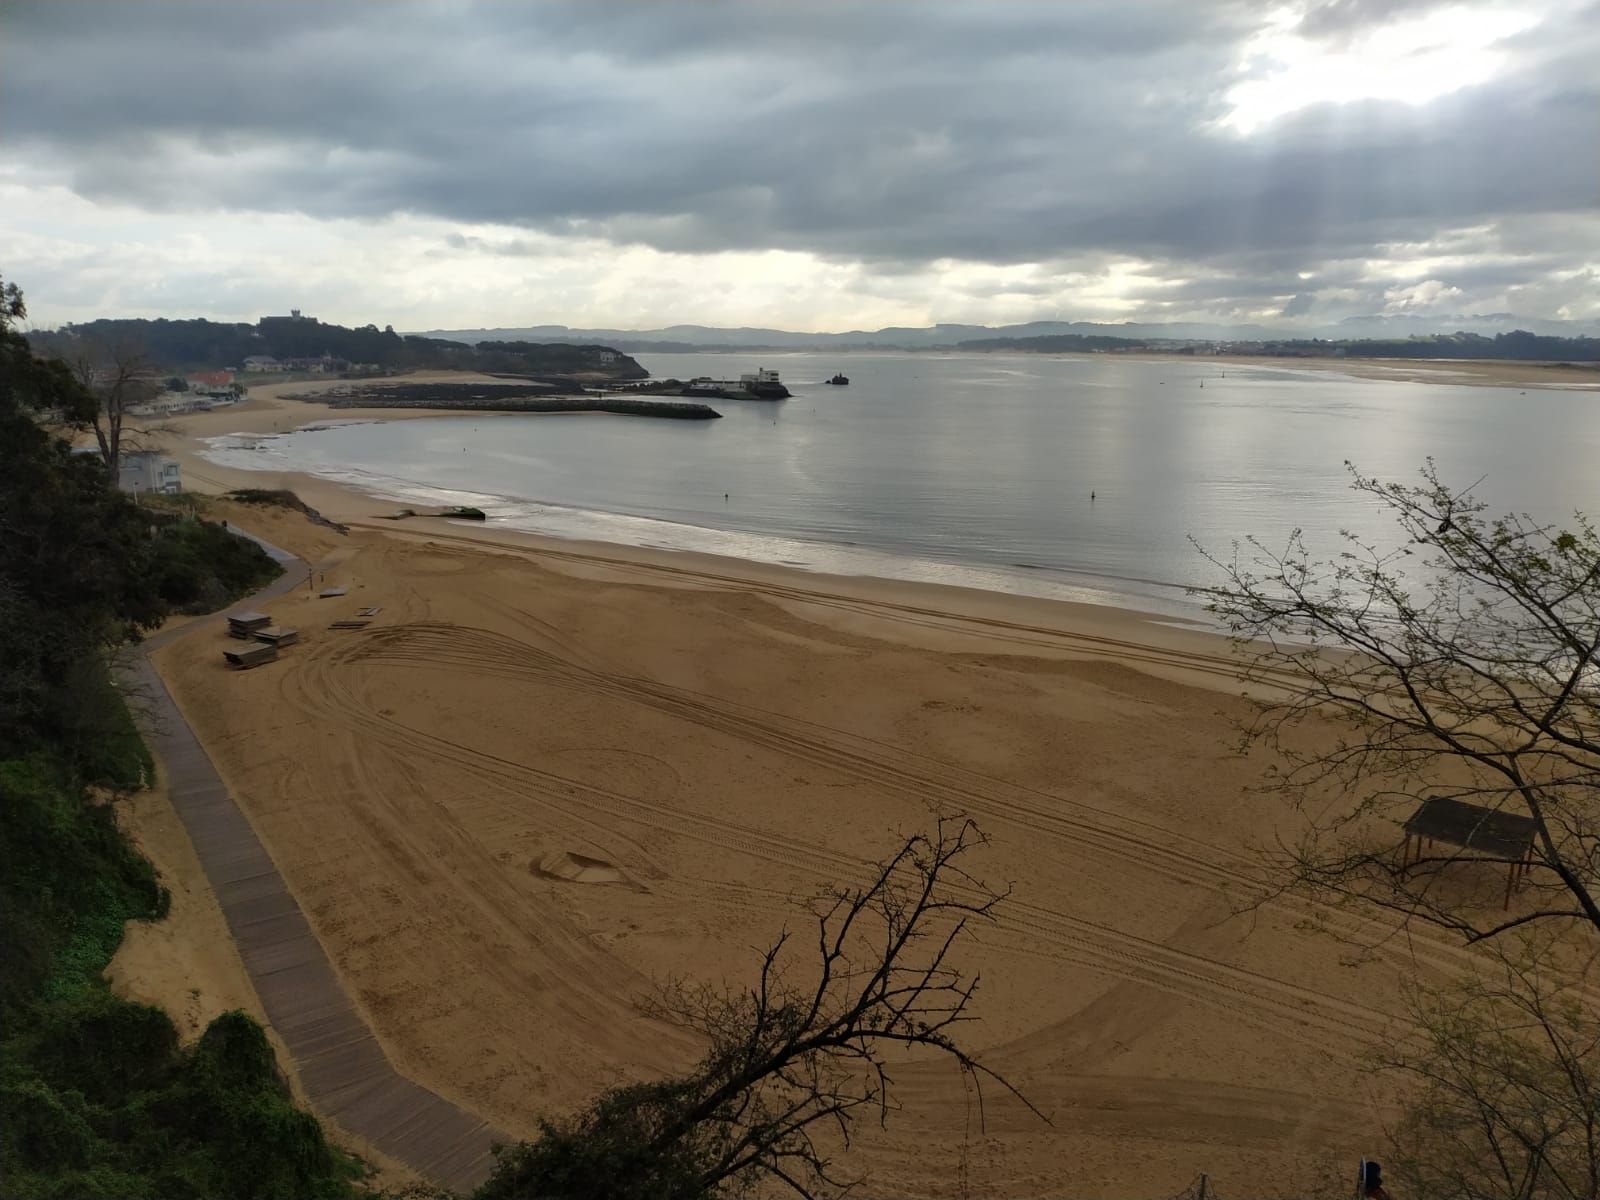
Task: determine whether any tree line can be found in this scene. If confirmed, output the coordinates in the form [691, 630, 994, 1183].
[25, 317, 647, 380]
[954, 328, 1600, 360]
[1245, 329, 1600, 361]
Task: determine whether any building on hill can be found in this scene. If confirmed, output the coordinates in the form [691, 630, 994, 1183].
[279, 355, 349, 373]
[119, 449, 182, 495]
[242, 352, 347, 374]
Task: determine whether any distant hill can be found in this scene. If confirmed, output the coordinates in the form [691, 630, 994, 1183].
[414, 313, 1600, 352]
[958, 329, 1600, 362]
[26, 314, 648, 381]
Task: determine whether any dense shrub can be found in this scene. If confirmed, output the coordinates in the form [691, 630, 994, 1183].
[0, 280, 360, 1200]
[148, 517, 282, 614]
[0, 757, 166, 1015]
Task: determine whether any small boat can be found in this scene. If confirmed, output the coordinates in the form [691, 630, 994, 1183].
[825, 373, 850, 386]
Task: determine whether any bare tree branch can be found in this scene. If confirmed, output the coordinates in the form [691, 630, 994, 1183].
[1195, 460, 1600, 946]
[478, 818, 1046, 1200]
[1379, 935, 1600, 1200]
[66, 337, 160, 472]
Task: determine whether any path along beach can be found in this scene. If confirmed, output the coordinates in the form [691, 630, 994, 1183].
[111, 370, 1541, 1196]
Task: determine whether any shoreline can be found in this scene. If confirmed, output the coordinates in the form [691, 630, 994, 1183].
[143, 459, 1416, 1195]
[130, 366, 1535, 1194]
[157, 351, 1591, 662]
[160, 377, 1228, 664]
[638, 348, 1600, 389]
[1124, 351, 1600, 389]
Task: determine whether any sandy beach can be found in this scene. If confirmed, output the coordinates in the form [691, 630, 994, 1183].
[1128, 353, 1600, 389]
[109, 375, 1524, 1195]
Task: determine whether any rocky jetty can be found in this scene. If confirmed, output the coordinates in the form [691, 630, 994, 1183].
[290, 382, 720, 419]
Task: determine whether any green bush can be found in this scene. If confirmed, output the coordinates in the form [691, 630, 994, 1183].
[189, 1010, 288, 1099]
[9, 1162, 155, 1200]
[0, 757, 166, 1014]
[33, 993, 179, 1104]
[148, 519, 281, 614]
[477, 1080, 708, 1200]
[0, 282, 358, 1199]
[0, 1078, 96, 1169]
[57, 665, 152, 791]
[225, 488, 301, 508]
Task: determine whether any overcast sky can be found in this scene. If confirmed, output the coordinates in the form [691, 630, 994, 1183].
[3, 0, 1597, 331]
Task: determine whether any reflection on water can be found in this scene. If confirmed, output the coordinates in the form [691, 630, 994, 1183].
[201, 352, 1600, 618]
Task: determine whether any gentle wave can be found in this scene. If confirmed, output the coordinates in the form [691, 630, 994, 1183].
[199, 430, 1210, 622]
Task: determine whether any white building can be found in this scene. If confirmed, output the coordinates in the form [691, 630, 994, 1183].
[69, 447, 182, 495]
[118, 450, 181, 495]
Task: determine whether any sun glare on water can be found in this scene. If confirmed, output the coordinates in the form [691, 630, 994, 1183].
[1223, 3, 1539, 133]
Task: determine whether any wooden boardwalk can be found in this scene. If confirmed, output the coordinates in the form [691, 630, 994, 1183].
[129, 543, 504, 1191]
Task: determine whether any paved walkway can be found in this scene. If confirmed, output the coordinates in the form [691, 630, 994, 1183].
[129, 541, 504, 1192]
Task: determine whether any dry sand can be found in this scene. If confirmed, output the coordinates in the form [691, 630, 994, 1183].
[108, 373, 1539, 1195]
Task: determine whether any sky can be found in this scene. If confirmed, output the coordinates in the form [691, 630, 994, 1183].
[3, 0, 1598, 333]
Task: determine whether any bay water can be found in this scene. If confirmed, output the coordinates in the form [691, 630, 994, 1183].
[201, 352, 1600, 620]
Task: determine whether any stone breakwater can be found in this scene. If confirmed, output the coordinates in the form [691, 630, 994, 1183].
[289, 382, 721, 419]
[330, 396, 722, 419]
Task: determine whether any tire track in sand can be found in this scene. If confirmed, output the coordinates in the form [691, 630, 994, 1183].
[293, 621, 1400, 1048]
[343, 621, 1479, 984]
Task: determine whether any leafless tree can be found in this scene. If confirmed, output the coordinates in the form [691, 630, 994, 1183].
[1198, 461, 1600, 946]
[1380, 937, 1600, 1200]
[68, 337, 162, 470]
[479, 817, 1045, 1200]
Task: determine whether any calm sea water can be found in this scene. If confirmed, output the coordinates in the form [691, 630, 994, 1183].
[202, 353, 1600, 619]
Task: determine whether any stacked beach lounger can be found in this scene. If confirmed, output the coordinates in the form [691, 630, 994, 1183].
[224, 641, 277, 669]
[223, 611, 299, 668]
[227, 611, 272, 640]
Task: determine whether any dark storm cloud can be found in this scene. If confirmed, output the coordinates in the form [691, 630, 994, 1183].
[3, 0, 1597, 317]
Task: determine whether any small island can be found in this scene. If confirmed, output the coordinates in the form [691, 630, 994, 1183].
[625, 366, 793, 401]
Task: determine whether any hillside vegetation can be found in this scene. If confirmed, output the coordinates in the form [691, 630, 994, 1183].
[0, 279, 366, 1200]
[26, 315, 647, 381]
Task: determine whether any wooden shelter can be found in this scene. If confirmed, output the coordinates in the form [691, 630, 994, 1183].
[1401, 796, 1538, 908]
